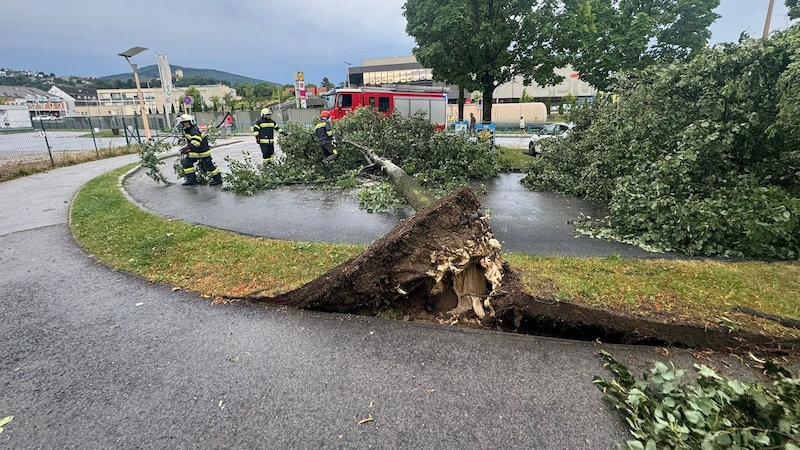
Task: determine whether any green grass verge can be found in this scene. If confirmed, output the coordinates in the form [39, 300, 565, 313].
[70, 164, 800, 339]
[71, 165, 365, 298]
[504, 253, 800, 338]
[497, 145, 533, 169]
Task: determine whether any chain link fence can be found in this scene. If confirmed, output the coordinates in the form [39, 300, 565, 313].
[0, 115, 181, 180]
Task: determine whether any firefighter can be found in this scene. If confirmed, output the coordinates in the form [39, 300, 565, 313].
[314, 110, 338, 169]
[253, 108, 287, 164]
[178, 114, 223, 186]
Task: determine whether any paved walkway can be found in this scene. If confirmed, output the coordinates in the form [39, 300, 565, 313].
[0, 142, 727, 449]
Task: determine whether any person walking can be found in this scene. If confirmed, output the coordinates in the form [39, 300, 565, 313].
[519, 116, 526, 135]
[178, 114, 222, 186]
[315, 110, 339, 170]
[253, 108, 287, 164]
[469, 113, 477, 136]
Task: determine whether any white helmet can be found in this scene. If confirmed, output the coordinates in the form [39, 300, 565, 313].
[261, 108, 272, 116]
[179, 114, 196, 125]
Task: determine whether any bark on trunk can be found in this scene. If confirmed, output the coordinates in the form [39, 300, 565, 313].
[345, 140, 437, 211]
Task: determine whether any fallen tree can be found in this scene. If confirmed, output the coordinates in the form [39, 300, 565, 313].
[269, 142, 800, 355]
[271, 183, 800, 354]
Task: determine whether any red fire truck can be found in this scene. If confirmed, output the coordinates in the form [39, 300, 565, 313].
[322, 85, 448, 130]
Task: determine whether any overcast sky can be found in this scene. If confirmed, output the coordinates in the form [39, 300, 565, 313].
[0, 0, 793, 86]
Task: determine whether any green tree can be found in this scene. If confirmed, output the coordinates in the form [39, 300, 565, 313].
[237, 83, 255, 110]
[222, 92, 235, 112]
[404, 0, 574, 122]
[523, 25, 800, 259]
[253, 82, 275, 101]
[789, 0, 799, 19]
[566, 0, 720, 91]
[210, 95, 221, 111]
[519, 88, 533, 103]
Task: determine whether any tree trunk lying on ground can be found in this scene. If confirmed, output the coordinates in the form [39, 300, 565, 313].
[346, 140, 436, 212]
[269, 143, 800, 356]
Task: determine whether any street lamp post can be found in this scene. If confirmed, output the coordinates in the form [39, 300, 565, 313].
[118, 46, 152, 140]
[344, 61, 352, 88]
[763, 0, 776, 38]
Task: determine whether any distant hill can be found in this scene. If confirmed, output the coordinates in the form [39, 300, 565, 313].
[102, 65, 272, 86]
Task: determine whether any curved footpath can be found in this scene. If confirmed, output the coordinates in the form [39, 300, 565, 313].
[0, 139, 745, 449]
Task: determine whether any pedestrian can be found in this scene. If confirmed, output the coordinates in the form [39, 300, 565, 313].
[519, 116, 526, 135]
[469, 113, 476, 135]
[315, 110, 339, 170]
[178, 114, 223, 186]
[253, 108, 287, 164]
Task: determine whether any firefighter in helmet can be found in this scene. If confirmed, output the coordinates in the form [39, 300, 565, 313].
[253, 108, 287, 164]
[178, 114, 223, 186]
[314, 110, 339, 169]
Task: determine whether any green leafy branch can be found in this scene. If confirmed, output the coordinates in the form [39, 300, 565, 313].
[594, 350, 800, 450]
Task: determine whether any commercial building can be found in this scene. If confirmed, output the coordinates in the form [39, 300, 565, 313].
[48, 86, 100, 117]
[85, 84, 237, 117]
[345, 56, 596, 106]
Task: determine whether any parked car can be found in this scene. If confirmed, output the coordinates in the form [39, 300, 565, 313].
[528, 122, 573, 156]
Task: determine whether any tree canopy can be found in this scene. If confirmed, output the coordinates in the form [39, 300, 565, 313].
[404, 0, 568, 120]
[568, 0, 720, 91]
[404, 0, 722, 112]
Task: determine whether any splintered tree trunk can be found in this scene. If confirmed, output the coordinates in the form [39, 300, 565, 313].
[272, 141, 506, 323]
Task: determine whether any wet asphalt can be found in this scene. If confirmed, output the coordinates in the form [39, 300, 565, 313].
[123, 137, 663, 258]
[0, 138, 742, 449]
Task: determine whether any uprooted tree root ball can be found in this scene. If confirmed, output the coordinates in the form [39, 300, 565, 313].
[263, 187, 800, 356]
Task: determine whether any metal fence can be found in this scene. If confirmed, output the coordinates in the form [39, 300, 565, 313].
[0, 115, 185, 179]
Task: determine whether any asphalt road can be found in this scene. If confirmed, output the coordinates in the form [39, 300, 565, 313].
[0, 140, 747, 449]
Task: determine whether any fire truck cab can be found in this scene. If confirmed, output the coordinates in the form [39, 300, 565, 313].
[322, 85, 448, 130]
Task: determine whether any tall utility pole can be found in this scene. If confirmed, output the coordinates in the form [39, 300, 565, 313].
[763, 0, 776, 38]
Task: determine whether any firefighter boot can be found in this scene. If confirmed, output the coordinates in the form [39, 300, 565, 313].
[182, 172, 198, 186]
[209, 173, 223, 186]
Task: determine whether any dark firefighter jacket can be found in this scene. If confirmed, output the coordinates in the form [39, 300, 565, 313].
[183, 124, 211, 158]
[314, 118, 333, 144]
[254, 117, 285, 144]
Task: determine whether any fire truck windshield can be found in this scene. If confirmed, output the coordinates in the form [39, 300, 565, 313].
[322, 94, 336, 110]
